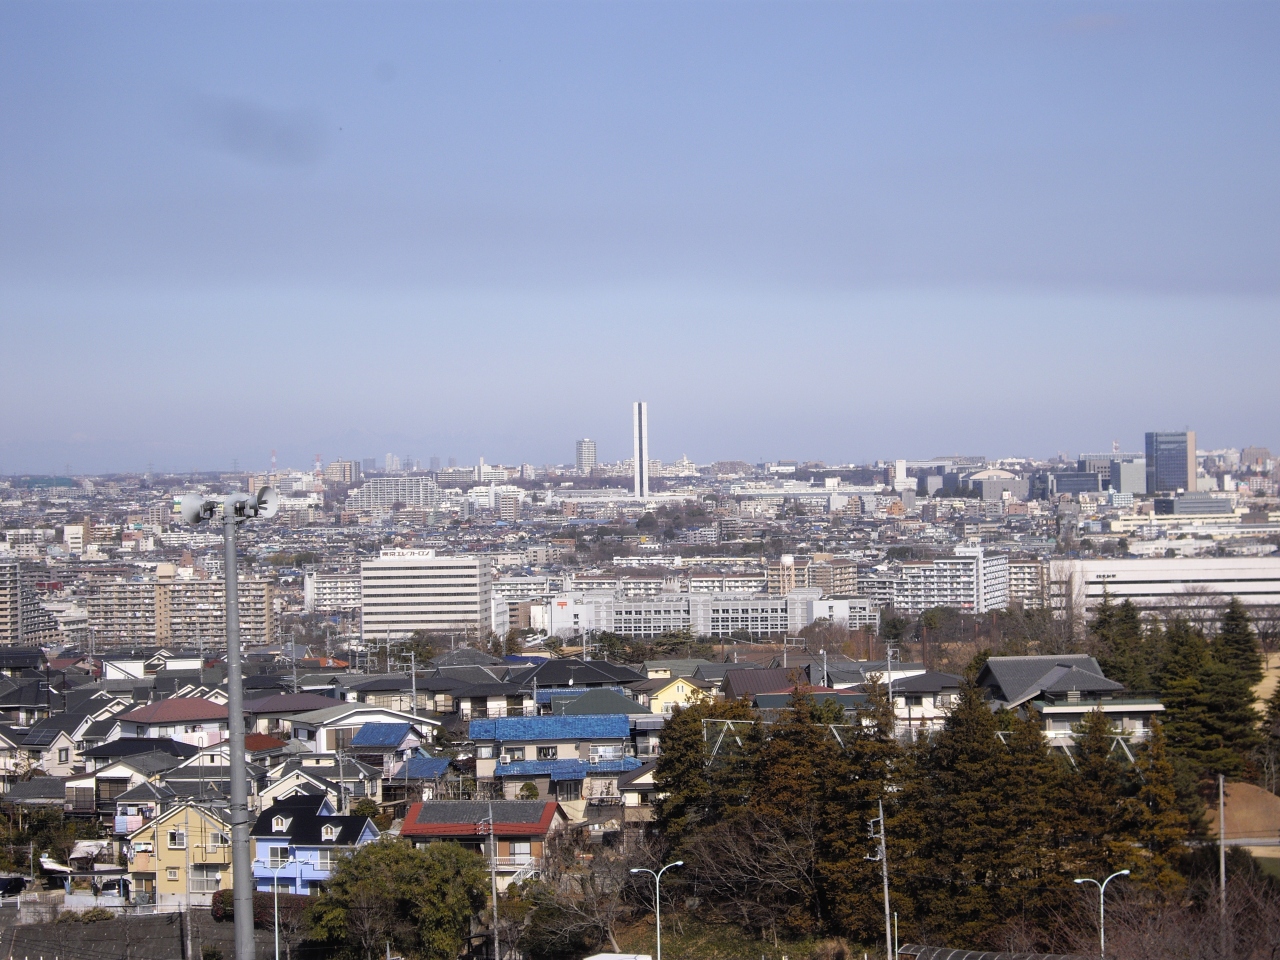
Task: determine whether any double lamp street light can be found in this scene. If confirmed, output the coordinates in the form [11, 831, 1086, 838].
[631, 861, 682, 960]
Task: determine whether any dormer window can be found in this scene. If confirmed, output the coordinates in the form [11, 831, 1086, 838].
[321, 824, 337, 842]
[272, 816, 288, 833]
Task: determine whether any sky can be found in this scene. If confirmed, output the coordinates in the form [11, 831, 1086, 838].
[2, 1, 1278, 475]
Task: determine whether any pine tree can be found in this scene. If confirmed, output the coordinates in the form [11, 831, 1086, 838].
[1059, 709, 1132, 877]
[1158, 616, 1260, 779]
[1213, 597, 1263, 688]
[816, 689, 901, 942]
[1092, 597, 1149, 690]
[904, 681, 1036, 945]
[1123, 719, 1195, 890]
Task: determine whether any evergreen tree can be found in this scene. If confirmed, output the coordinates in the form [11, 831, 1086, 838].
[1092, 596, 1152, 690]
[653, 698, 755, 849]
[1123, 719, 1195, 890]
[816, 689, 902, 942]
[905, 682, 1042, 945]
[1059, 709, 1132, 877]
[1214, 597, 1263, 688]
[1158, 617, 1261, 779]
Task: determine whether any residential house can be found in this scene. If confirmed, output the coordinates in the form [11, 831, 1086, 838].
[886, 671, 964, 737]
[470, 714, 640, 817]
[127, 801, 232, 907]
[976, 654, 1165, 741]
[401, 799, 568, 890]
[632, 676, 714, 715]
[347, 722, 427, 778]
[250, 795, 378, 895]
[20, 713, 93, 776]
[242, 693, 341, 738]
[64, 753, 183, 820]
[287, 704, 438, 753]
[111, 698, 229, 748]
[79, 737, 197, 772]
[261, 754, 383, 809]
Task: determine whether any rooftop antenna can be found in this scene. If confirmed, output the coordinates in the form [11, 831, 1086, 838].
[270, 449, 277, 474]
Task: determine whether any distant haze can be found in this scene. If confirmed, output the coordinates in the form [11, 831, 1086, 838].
[2, 3, 1277, 473]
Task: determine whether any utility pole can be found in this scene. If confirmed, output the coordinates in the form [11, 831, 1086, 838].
[1219, 773, 1228, 955]
[867, 801, 892, 960]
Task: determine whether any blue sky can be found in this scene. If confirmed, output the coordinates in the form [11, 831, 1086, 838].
[2, 1, 1278, 474]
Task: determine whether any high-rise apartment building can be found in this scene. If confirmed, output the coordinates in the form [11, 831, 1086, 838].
[323, 460, 361, 484]
[576, 439, 597, 475]
[88, 569, 276, 647]
[303, 572, 362, 613]
[360, 549, 493, 638]
[1145, 431, 1196, 493]
[893, 547, 1009, 616]
[632, 401, 649, 499]
[0, 562, 20, 644]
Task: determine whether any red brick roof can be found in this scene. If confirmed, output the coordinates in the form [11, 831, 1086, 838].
[117, 698, 228, 724]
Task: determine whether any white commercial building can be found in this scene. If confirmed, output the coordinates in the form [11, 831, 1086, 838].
[1048, 556, 1280, 619]
[893, 547, 1009, 616]
[544, 589, 878, 639]
[360, 549, 494, 639]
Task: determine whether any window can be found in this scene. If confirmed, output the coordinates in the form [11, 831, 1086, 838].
[167, 868, 179, 881]
[476, 745, 494, 759]
[904, 695, 923, 708]
[168, 829, 186, 850]
[317, 849, 337, 870]
[268, 846, 290, 868]
[555, 780, 581, 801]
[508, 840, 531, 857]
[589, 745, 623, 762]
[272, 816, 288, 833]
[57, 748, 69, 764]
[502, 747, 525, 762]
[190, 864, 221, 893]
[208, 832, 230, 850]
[321, 825, 337, 842]
[536, 746, 557, 761]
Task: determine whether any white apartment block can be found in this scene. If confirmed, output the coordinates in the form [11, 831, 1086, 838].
[303, 572, 362, 613]
[360, 549, 493, 639]
[893, 547, 1009, 616]
[1048, 556, 1280, 618]
[345, 477, 442, 512]
[1008, 560, 1048, 609]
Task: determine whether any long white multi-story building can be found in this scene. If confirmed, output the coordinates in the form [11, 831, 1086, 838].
[360, 549, 494, 639]
[892, 547, 1009, 616]
[345, 477, 442, 512]
[1048, 556, 1280, 618]
[545, 589, 878, 639]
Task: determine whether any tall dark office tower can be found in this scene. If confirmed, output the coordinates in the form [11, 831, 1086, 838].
[632, 402, 649, 499]
[1145, 430, 1197, 493]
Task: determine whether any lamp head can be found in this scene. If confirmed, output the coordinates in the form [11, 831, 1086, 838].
[673, 860, 683, 867]
[630, 868, 642, 874]
[1119, 869, 1130, 876]
[1073, 879, 1086, 885]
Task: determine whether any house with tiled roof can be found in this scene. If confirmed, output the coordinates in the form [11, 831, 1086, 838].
[347, 722, 428, 777]
[401, 799, 567, 889]
[111, 697, 229, 748]
[976, 655, 1164, 741]
[287, 704, 438, 753]
[250, 795, 378, 895]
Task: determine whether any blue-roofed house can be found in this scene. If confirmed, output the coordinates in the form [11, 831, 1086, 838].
[469, 714, 637, 820]
[347, 721, 429, 777]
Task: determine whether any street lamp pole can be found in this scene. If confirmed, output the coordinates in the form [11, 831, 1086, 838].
[1074, 869, 1129, 959]
[256, 856, 298, 960]
[630, 861, 682, 960]
[183, 486, 278, 960]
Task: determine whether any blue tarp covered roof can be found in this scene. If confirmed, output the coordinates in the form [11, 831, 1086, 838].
[350, 722, 412, 748]
[400, 756, 451, 780]
[469, 714, 630, 742]
[493, 757, 642, 781]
